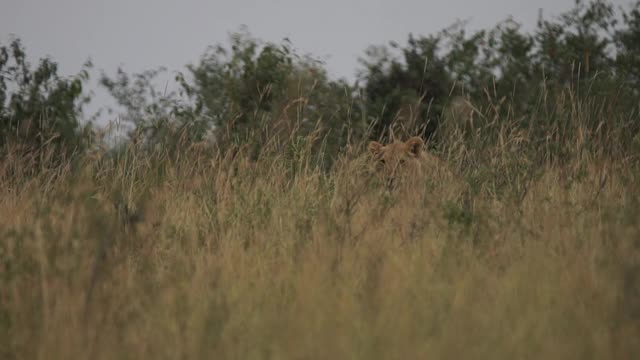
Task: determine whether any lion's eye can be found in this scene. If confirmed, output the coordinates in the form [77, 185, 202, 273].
[399, 159, 406, 165]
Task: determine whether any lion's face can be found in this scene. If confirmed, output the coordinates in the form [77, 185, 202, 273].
[368, 136, 425, 187]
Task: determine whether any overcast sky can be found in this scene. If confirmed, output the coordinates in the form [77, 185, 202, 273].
[1, 0, 634, 121]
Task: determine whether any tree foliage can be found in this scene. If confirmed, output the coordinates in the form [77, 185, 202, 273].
[101, 29, 364, 162]
[0, 38, 92, 155]
[3, 0, 640, 166]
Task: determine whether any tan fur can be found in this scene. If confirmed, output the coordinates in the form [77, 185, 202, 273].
[368, 136, 435, 185]
[367, 136, 465, 202]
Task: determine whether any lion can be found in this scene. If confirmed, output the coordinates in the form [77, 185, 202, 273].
[367, 135, 467, 205]
[329, 135, 468, 244]
[368, 136, 443, 187]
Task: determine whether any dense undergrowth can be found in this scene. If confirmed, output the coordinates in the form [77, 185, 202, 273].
[2, 84, 640, 359]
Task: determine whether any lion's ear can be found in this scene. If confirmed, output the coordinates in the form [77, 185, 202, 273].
[405, 137, 424, 157]
[368, 141, 383, 156]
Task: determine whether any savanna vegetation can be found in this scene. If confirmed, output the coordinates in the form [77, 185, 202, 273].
[2, 0, 640, 358]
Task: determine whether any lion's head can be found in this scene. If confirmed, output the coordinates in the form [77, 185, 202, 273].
[368, 136, 426, 188]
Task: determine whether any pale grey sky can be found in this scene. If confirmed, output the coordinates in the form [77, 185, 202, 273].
[1, 0, 633, 121]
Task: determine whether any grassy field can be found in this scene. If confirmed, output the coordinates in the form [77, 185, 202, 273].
[1, 91, 640, 359]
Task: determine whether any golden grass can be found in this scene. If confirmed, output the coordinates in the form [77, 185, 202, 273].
[1, 109, 640, 359]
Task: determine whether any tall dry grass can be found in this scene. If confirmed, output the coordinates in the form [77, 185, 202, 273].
[1, 88, 640, 360]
